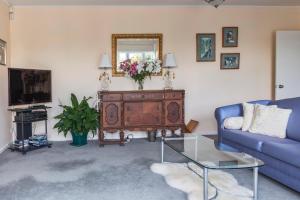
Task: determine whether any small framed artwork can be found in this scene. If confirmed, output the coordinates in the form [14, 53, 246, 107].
[220, 53, 240, 70]
[0, 39, 7, 66]
[222, 27, 238, 47]
[196, 33, 216, 62]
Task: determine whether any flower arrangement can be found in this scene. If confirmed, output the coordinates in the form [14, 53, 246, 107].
[120, 59, 161, 90]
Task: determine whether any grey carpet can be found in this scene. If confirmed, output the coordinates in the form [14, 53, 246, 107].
[0, 139, 299, 200]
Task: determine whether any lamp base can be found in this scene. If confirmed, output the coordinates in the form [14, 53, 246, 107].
[100, 80, 110, 91]
[99, 71, 111, 91]
[163, 73, 174, 90]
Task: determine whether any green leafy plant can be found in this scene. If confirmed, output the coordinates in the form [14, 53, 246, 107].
[54, 93, 99, 137]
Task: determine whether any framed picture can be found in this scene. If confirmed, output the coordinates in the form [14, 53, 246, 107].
[222, 27, 238, 47]
[220, 53, 240, 70]
[196, 33, 216, 62]
[0, 39, 7, 66]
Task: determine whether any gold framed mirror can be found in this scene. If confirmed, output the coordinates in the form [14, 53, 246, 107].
[112, 34, 163, 76]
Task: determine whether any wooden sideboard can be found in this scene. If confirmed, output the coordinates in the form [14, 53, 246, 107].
[98, 90, 185, 146]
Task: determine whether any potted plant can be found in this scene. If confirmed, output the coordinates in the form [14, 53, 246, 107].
[54, 93, 99, 146]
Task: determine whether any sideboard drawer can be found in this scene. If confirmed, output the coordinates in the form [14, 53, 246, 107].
[102, 94, 122, 101]
[165, 100, 184, 125]
[123, 93, 163, 101]
[102, 102, 122, 128]
[124, 102, 163, 126]
[165, 92, 183, 100]
[145, 93, 164, 100]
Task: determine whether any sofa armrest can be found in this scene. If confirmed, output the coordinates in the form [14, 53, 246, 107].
[215, 104, 243, 130]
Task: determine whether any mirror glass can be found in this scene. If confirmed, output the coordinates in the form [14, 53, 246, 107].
[112, 34, 162, 76]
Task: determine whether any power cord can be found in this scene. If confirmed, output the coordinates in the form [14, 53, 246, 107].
[102, 133, 134, 144]
[124, 134, 134, 144]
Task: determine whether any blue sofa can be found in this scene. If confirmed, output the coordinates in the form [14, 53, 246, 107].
[215, 97, 300, 192]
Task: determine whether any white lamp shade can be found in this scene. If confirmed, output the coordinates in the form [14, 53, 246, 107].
[164, 53, 177, 68]
[99, 53, 112, 69]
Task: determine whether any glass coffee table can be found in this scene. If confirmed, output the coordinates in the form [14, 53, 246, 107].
[161, 134, 264, 200]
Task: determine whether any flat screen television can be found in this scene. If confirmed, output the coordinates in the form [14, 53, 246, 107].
[8, 68, 52, 106]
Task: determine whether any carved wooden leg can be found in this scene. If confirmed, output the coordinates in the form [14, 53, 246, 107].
[171, 130, 175, 137]
[161, 129, 166, 138]
[155, 129, 158, 138]
[120, 130, 125, 146]
[147, 131, 151, 142]
[180, 126, 185, 137]
[99, 129, 105, 147]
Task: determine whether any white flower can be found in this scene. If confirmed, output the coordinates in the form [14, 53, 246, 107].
[137, 63, 143, 74]
[146, 64, 153, 72]
[150, 59, 161, 73]
[156, 60, 162, 65]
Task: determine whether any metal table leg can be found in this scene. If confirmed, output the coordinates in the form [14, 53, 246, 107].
[21, 114, 26, 155]
[253, 167, 258, 200]
[203, 168, 208, 200]
[161, 137, 164, 163]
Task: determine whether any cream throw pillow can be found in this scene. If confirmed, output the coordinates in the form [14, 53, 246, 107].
[242, 103, 255, 131]
[249, 104, 292, 139]
[224, 117, 243, 130]
[242, 103, 277, 131]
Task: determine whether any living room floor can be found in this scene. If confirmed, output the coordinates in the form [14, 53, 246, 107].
[0, 139, 299, 200]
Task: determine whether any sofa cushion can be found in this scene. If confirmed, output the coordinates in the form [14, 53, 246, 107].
[242, 102, 255, 131]
[224, 117, 243, 130]
[248, 105, 291, 139]
[262, 140, 300, 168]
[269, 97, 300, 141]
[222, 129, 284, 152]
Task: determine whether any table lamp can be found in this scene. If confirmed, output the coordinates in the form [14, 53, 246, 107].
[163, 53, 177, 90]
[99, 53, 112, 91]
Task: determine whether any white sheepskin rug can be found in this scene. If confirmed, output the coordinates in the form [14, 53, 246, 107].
[151, 162, 253, 200]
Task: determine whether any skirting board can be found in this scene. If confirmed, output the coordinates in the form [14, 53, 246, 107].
[0, 143, 10, 154]
[48, 130, 217, 141]
[0, 131, 218, 152]
[199, 131, 217, 135]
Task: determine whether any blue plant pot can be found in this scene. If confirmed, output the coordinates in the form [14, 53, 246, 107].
[71, 132, 88, 146]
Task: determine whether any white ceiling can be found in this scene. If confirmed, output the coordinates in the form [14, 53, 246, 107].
[5, 0, 300, 6]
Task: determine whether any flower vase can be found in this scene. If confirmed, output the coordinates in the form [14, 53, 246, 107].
[137, 80, 144, 90]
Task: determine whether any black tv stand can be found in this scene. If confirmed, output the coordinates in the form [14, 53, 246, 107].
[28, 105, 47, 109]
[8, 106, 52, 155]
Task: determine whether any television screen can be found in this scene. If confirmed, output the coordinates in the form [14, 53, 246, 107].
[8, 68, 52, 106]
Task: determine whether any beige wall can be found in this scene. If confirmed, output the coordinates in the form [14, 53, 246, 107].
[0, 1, 11, 150]
[10, 6, 300, 141]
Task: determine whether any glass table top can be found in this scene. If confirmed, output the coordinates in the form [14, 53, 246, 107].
[164, 134, 264, 169]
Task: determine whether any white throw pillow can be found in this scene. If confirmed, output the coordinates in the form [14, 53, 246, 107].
[224, 117, 244, 130]
[242, 103, 277, 131]
[249, 104, 292, 139]
[242, 103, 255, 131]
